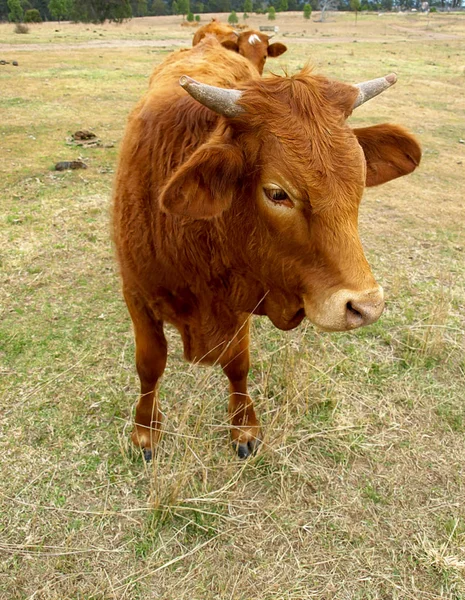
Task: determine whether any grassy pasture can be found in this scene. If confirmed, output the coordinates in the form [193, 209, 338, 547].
[1, 11, 465, 599]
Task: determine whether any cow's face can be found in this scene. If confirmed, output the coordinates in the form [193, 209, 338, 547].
[253, 130, 377, 331]
[160, 71, 421, 332]
[222, 33, 287, 75]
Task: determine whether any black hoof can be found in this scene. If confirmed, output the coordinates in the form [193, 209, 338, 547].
[235, 438, 261, 459]
[143, 448, 153, 462]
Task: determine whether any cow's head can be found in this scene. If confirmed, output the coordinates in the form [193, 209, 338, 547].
[222, 32, 287, 75]
[192, 22, 238, 47]
[160, 70, 421, 332]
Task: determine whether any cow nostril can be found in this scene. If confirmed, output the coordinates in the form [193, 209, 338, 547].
[345, 295, 384, 329]
[346, 301, 364, 327]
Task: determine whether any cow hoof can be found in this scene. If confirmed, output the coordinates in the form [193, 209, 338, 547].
[235, 438, 261, 459]
[143, 448, 153, 462]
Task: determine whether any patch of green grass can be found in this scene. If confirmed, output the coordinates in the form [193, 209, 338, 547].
[362, 482, 385, 505]
[436, 403, 465, 433]
[442, 517, 465, 540]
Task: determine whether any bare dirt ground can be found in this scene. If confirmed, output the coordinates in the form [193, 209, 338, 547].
[0, 38, 188, 51]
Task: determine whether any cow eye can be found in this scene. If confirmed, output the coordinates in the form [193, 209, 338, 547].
[263, 185, 292, 206]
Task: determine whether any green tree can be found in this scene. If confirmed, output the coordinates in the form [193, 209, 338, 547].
[8, 0, 23, 21]
[177, 0, 188, 18]
[131, 0, 147, 15]
[32, 0, 51, 20]
[48, 0, 71, 21]
[69, 0, 132, 23]
[267, 5, 275, 18]
[276, 0, 287, 11]
[24, 6, 41, 19]
[216, 0, 231, 12]
[303, 2, 311, 17]
[151, 0, 165, 13]
[171, 0, 178, 12]
[186, 9, 193, 18]
[227, 9, 237, 22]
[350, 0, 360, 23]
[194, 12, 200, 20]
[111, 0, 131, 20]
[243, 0, 252, 10]
[0, 0, 9, 20]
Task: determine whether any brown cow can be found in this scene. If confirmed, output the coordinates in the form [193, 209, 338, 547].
[192, 20, 287, 75]
[112, 38, 421, 460]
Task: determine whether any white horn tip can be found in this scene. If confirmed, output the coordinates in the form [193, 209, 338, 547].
[179, 75, 195, 88]
[353, 72, 399, 109]
[385, 72, 397, 85]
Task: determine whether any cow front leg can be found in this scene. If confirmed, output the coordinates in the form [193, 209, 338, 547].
[220, 322, 261, 459]
[124, 290, 167, 462]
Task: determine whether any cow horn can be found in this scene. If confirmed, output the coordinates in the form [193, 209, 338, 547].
[179, 75, 244, 118]
[353, 73, 397, 109]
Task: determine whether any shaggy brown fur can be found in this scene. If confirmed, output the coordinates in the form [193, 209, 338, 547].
[112, 37, 421, 459]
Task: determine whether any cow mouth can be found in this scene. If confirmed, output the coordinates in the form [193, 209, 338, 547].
[268, 306, 306, 331]
[258, 294, 306, 331]
[291, 307, 306, 323]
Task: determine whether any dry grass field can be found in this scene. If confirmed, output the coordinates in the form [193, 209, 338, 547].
[1, 10, 465, 600]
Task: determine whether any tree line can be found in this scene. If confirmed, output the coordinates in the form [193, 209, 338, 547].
[1, 0, 460, 24]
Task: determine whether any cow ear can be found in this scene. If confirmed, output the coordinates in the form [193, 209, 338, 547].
[354, 124, 421, 187]
[160, 143, 244, 219]
[267, 42, 287, 58]
[221, 40, 239, 53]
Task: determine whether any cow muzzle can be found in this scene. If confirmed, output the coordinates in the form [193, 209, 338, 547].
[304, 286, 385, 332]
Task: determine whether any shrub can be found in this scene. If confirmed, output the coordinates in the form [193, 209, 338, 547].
[228, 10, 238, 24]
[14, 23, 29, 33]
[303, 3, 312, 18]
[24, 9, 42, 22]
[187, 11, 194, 21]
[268, 6, 276, 19]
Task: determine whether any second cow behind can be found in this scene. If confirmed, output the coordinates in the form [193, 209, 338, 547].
[192, 19, 287, 74]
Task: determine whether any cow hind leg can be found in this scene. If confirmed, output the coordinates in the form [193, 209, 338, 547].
[124, 290, 167, 462]
[220, 322, 261, 459]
